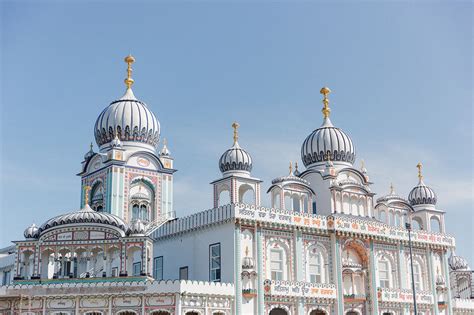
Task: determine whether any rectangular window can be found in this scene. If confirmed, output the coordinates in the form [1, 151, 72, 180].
[309, 253, 322, 283]
[111, 267, 118, 277]
[270, 249, 283, 281]
[2, 270, 11, 285]
[378, 261, 390, 288]
[179, 266, 188, 280]
[153, 256, 163, 280]
[413, 264, 421, 290]
[133, 262, 141, 276]
[209, 243, 221, 282]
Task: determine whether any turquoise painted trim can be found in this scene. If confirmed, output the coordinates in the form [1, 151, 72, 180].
[427, 250, 439, 315]
[118, 169, 124, 218]
[234, 225, 242, 315]
[106, 170, 112, 213]
[369, 240, 379, 314]
[333, 236, 344, 314]
[442, 252, 453, 315]
[256, 228, 264, 315]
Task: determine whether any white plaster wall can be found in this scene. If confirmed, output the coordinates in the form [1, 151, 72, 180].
[153, 222, 235, 283]
[302, 172, 332, 215]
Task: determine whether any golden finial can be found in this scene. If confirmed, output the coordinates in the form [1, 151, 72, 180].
[232, 122, 240, 144]
[84, 185, 92, 205]
[416, 162, 423, 180]
[390, 183, 395, 194]
[289, 161, 293, 175]
[245, 246, 249, 256]
[124, 54, 135, 89]
[320, 86, 331, 119]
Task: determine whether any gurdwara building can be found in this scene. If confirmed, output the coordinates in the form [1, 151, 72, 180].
[0, 56, 473, 315]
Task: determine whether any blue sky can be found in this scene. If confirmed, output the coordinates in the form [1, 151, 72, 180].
[1, 1, 472, 263]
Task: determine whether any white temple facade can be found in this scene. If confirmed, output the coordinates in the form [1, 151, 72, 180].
[0, 56, 473, 315]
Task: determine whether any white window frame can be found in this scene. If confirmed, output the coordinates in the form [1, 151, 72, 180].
[270, 249, 284, 281]
[378, 260, 390, 288]
[209, 243, 221, 282]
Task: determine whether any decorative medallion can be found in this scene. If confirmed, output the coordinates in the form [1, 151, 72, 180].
[137, 157, 150, 167]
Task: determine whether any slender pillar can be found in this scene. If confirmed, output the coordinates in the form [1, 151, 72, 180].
[427, 249, 439, 314]
[331, 234, 344, 314]
[234, 223, 242, 315]
[294, 229, 305, 315]
[442, 251, 453, 315]
[256, 226, 265, 315]
[369, 240, 379, 314]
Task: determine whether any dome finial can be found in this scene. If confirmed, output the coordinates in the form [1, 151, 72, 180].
[417, 162, 423, 181]
[89, 142, 93, 150]
[124, 54, 135, 89]
[320, 86, 331, 119]
[232, 121, 240, 145]
[84, 185, 92, 206]
[390, 183, 395, 194]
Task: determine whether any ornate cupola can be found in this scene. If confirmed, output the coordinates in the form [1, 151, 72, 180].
[24, 223, 39, 240]
[218, 122, 253, 177]
[301, 87, 356, 169]
[408, 163, 437, 207]
[94, 55, 160, 154]
[211, 122, 261, 208]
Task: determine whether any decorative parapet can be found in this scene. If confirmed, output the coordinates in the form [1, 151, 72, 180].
[235, 204, 328, 232]
[263, 280, 336, 299]
[452, 298, 474, 311]
[0, 279, 235, 297]
[329, 215, 455, 248]
[377, 288, 434, 304]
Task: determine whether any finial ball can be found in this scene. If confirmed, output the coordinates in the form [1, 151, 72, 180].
[124, 55, 135, 64]
[320, 87, 331, 96]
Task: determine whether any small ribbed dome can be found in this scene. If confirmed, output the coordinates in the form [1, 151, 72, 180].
[449, 251, 470, 271]
[219, 122, 252, 176]
[408, 164, 437, 206]
[24, 223, 39, 239]
[38, 205, 129, 235]
[219, 142, 253, 175]
[376, 184, 408, 204]
[84, 143, 95, 161]
[94, 88, 160, 152]
[301, 88, 355, 168]
[129, 219, 147, 235]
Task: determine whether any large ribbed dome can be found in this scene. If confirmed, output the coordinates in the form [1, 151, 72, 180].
[38, 205, 129, 236]
[94, 88, 160, 152]
[408, 164, 437, 206]
[301, 87, 356, 168]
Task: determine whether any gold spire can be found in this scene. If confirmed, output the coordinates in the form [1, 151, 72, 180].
[232, 122, 240, 144]
[124, 54, 135, 89]
[417, 162, 423, 181]
[289, 161, 293, 175]
[320, 86, 331, 119]
[84, 185, 92, 206]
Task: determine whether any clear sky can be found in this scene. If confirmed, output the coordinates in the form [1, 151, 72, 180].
[1, 1, 472, 263]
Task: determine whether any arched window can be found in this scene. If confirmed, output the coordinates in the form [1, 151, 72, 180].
[310, 311, 327, 315]
[284, 193, 291, 210]
[239, 184, 254, 204]
[342, 195, 350, 214]
[269, 308, 288, 315]
[388, 212, 394, 225]
[412, 217, 423, 230]
[430, 216, 441, 233]
[272, 192, 281, 208]
[218, 189, 230, 206]
[379, 210, 387, 223]
[132, 204, 140, 220]
[302, 195, 308, 213]
[90, 182, 104, 211]
[270, 249, 284, 281]
[129, 181, 154, 222]
[394, 213, 401, 227]
[184, 312, 200, 315]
